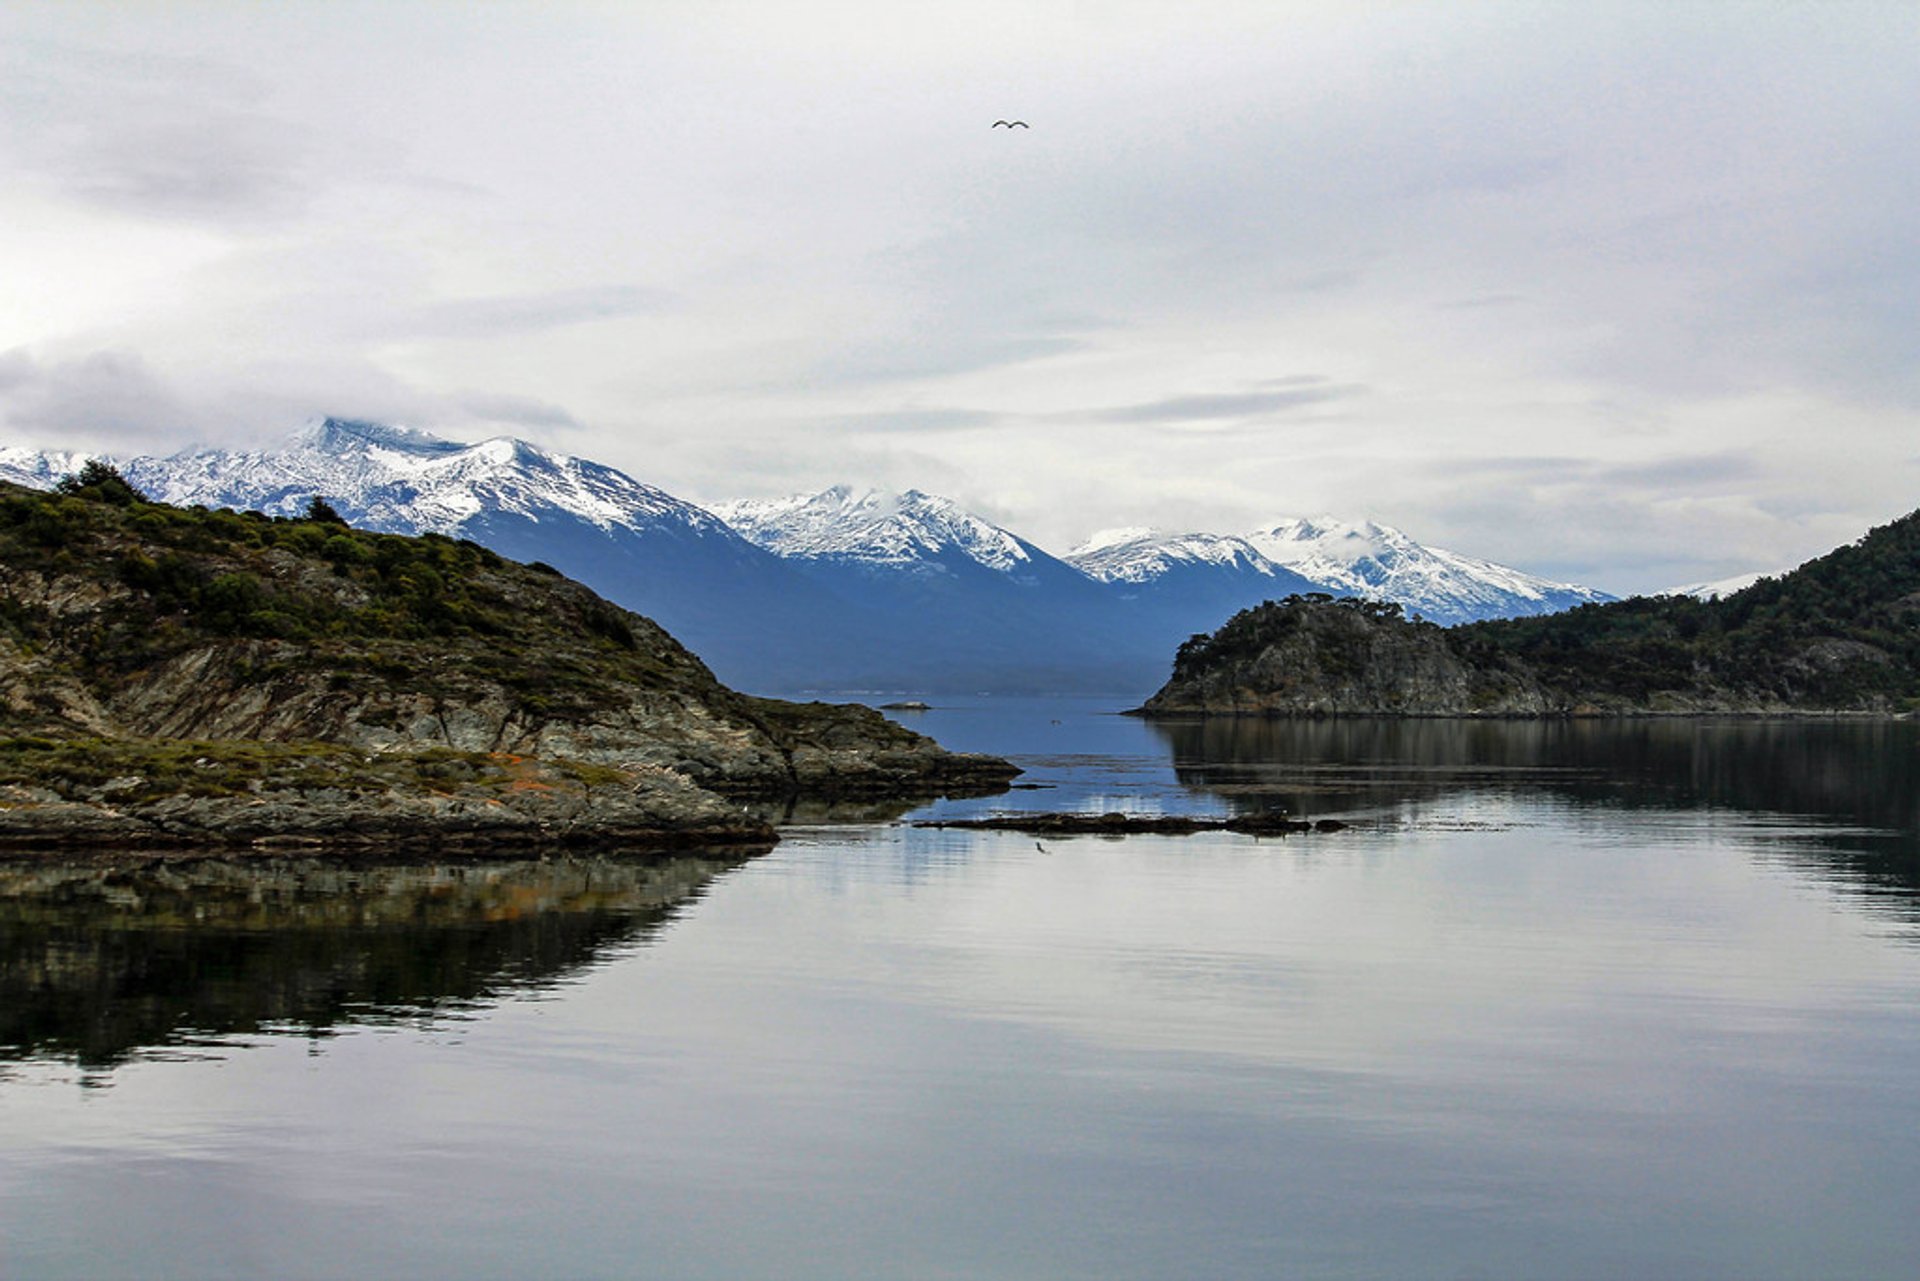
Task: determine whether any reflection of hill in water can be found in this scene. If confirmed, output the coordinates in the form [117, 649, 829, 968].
[0, 851, 756, 1071]
[1149, 717, 1920, 895]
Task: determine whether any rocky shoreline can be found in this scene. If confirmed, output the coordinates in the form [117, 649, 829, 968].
[0, 475, 1016, 852]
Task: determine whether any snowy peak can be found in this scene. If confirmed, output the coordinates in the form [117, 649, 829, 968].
[1244, 515, 1610, 624]
[117, 420, 733, 541]
[1662, 570, 1772, 601]
[1245, 516, 1418, 592]
[714, 486, 1038, 573]
[1067, 528, 1281, 584]
[0, 446, 93, 490]
[293, 416, 466, 458]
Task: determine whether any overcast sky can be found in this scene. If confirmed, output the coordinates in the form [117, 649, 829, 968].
[2, 1, 1915, 592]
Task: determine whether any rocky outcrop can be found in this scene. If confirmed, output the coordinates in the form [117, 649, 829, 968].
[0, 743, 772, 850]
[0, 477, 1015, 848]
[1142, 598, 1553, 715]
[1142, 585, 1919, 718]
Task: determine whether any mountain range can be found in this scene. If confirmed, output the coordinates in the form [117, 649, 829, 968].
[0, 419, 1613, 696]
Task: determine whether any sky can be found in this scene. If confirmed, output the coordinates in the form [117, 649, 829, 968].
[1, 1, 1915, 594]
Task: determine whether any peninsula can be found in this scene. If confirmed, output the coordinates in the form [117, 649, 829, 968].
[1142, 507, 1920, 716]
[0, 467, 1016, 849]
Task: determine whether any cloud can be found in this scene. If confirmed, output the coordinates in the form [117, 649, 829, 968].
[1074, 383, 1369, 425]
[1429, 451, 1760, 490]
[1436, 294, 1527, 311]
[0, 347, 197, 449]
[809, 333, 1089, 388]
[0, 38, 320, 226]
[835, 408, 1004, 433]
[0, 345, 461, 454]
[404, 285, 678, 341]
[452, 391, 584, 432]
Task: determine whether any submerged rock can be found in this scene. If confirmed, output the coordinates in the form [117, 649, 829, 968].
[916, 810, 1345, 836]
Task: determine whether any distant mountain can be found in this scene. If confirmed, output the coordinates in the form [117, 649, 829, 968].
[1244, 517, 1612, 625]
[715, 485, 1042, 575]
[0, 446, 89, 490]
[1067, 519, 1608, 631]
[714, 487, 1155, 692]
[5, 422, 1614, 696]
[47, 420, 852, 691]
[1065, 528, 1326, 647]
[1663, 570, 1773, 601]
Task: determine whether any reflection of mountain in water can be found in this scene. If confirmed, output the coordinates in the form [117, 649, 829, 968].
[0, 851, 755, 1071]
[1149, 716, 1920, 896]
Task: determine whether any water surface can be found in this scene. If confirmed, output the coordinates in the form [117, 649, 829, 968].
[4, 701, 1918, 1278]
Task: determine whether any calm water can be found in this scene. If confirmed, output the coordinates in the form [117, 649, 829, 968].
[4, 700, 1920, 1279]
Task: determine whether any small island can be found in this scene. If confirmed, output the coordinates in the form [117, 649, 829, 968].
[1141, 507, 1920, 717]
[0, 467, 1016, 850]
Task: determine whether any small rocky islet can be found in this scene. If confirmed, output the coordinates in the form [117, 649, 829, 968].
[0, 467, 1016, 851]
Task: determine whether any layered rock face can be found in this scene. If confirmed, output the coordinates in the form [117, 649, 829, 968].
[0, 478, 1014, 848]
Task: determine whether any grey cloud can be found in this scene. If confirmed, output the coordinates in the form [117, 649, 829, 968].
[837, 408, 1004, 433]
[811, 333, 1088, 387]
[0, 38, 318, 224]
[0, 348, 196, 449]
[407, 286, 679, 340]
[1595, 453, 1760, 488]
[454, 392, 584, 431]
[1437, 294, 1527, 311]
[0, 346, 466, 455]
[1429, 452, 1758, 490]
[1081, 383, 1368, 425]
[1428, 455, 1590, 481]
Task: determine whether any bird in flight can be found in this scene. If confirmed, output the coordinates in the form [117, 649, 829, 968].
[992, 120, 1029, 128]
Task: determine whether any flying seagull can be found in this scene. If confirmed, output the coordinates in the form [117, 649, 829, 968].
[992, 120, 1029, 128]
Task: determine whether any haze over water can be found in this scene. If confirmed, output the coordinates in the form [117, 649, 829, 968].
[4, 701, 1919, 1279]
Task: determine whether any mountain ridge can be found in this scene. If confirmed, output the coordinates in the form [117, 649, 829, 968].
[4, 421, 1615, 695]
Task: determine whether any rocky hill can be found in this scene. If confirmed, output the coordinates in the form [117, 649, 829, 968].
[1142, 507, 1920, 716]
[0, 469, 1014, 848]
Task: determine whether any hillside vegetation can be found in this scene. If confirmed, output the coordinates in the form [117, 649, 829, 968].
[0, 467, 1012, 847]
[1144, 508, 1920, 715]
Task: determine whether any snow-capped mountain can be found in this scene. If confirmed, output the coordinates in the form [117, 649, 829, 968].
[1245, 517, 1612, 625]
[1068, 528, 1278, 584]
[2, 423, 1615, 694]
[6, 420, 854, 691]
[1662, 571, 1772, 601]
[119, 417, 733, 542]
[0, 446, 91, 490]
[1066, 528, 1327, 643]
[1064, 520, 1606, 629]
[715, 486, 1044, 578]
[713, 486, 1151, 691]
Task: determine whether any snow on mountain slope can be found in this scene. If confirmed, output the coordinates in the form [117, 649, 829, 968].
[1068, 528, 1289, 584]
[714, 486, 1048, 579]
[0, 446, 91, 490]
[118, 418, 737, 541]
[0, 427, 1613, 690]
[4, 418, 871, 692]
[1244, 516, 1612, 625]
[1662, 571, 1772, 600]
